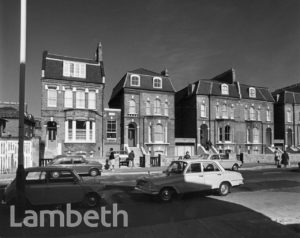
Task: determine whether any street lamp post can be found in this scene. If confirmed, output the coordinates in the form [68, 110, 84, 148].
[16, 0, 27, 218]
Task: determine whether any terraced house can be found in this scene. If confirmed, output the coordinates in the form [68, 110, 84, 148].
[109, 68, 176, 160]
[273, 84, 300, 152]
[40, 43, 105, 159]
[175, 69, 274, 155]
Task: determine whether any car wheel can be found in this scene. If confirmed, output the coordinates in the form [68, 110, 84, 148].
[232, 164, 239, 171]
[84, 193, 100, 207]
[89, 169, 99, 177]
[159, 187, 174, 202]
[219, 182, 231, 196]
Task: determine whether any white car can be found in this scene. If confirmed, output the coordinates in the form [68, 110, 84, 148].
[198, 154, 242, 171]
[136, 159, 244, 202]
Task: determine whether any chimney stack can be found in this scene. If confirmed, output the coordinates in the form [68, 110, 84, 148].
[161, 68, 169, 77]
[95, 42, 103, 63]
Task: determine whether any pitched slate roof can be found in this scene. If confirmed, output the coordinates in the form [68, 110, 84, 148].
[109, 68, 176, 103]
[272, 90, 300, 104]
[186, 69, 274, 102]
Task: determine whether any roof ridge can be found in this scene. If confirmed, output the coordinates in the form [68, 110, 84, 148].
[47, 52, 96, 62]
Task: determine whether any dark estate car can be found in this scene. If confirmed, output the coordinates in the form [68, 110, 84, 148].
[48, 155, 103, 176]
[2, 167, 105, 207]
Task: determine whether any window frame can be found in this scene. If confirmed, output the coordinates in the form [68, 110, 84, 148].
[47, 87, 57, 107]
[76, 90, 85, 109]
[249, 87, 256, 98]
[107, 120, 117, 140]
[153, 77, 162, 89]
[130, 74, 140, 87]
[221, 84, 229, 95]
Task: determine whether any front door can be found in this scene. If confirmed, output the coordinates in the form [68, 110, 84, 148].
[128, 123, 136, 147]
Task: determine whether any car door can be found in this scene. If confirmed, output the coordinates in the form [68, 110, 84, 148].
[25, 171, 47, 205]
[182, 162, 207, 193]
[44, 170, 85, 205]
[202, 161, 223, 189]
[72, 157, 87, 174]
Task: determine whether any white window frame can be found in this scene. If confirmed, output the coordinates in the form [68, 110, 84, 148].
[88, 91, 96, 110]
[221, 84, 229, 95]
[164, 102, 169, 116]
[221, 104, 228, 119]
[76, 90, 85, 109]
[249, 87, 256, 98]
[250, 106, 256, 121]
[257, 109, 261, 121]
[225, 125, 231, 142]
[130, 74, 140, 87]
[253, 127, 259, 143]
[63, 61, 86, 78]
[64, 89, 73, 108]
[153, 77, 162, 89]
[107, 120, 117, 140]
[47, 88, 57, 107]
[65, 120, 95, 143]
[230, 105, 234, 119]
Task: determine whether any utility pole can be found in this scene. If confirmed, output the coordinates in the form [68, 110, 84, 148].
[16, 0, 27, 218]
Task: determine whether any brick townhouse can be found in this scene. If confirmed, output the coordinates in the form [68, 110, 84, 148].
[40, 43, 105, 159]
[108, 68, 176, 160]
[175, 69, 274, 155]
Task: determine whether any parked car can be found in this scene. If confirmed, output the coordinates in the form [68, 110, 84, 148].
[197, 153, 242, 171]
[135, 159, 244, 202]
[2, 167, 105, 207]
[47, 155, 102, 176]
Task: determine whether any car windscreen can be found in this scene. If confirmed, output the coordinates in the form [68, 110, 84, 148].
[166, 161, 187, 174]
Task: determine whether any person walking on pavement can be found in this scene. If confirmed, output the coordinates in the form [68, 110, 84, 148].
[128, 150, 135, 167]
[274, 147, 280, 166]
[281, 150, 289, 168]
[108, 148, 115, 170]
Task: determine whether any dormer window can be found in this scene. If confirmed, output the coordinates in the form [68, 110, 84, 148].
[130, 74, 140, 87]
[153, 77, 162, 89]
[221, 84, 229, 95]
[63, 61, 86, 78]
[249, 87, 256, 98]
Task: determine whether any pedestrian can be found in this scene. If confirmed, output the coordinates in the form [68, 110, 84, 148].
[274, 147, 280, 166]
[239, 152, 244, 164]
[109, 148, 115, 170]
[281, 150, 289, 168]
[128, 150, 135, 167]
[184, 151, 191, 160]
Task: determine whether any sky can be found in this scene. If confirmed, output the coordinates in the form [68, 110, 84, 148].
[0, 0, 300, 117]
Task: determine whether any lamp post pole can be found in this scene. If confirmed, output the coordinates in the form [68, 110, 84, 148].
[16, 0, 27, 218]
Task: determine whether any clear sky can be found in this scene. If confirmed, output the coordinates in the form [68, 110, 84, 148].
[0, 0, 300, 117]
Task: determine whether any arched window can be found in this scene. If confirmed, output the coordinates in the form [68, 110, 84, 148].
[225, 125, 231, 141]
[219, 127, 223, 142]
[249, 87, 256, 98]
[250, 106, 255, 120]
[154, 98, 161, 115]
[164, 102, 169, 116]
[257, 109, 261, 121]
[253, 127, 259, 143]
[230, 105, 234, 119]
[130, 74, 140, 86]
[146, 100, 151, 115]
[129, 99, 136, 114]
[154, 124, 164, 142]
[246, 127, 251, 143]
[221, 84, 229, 95]
[153, 77, 162, 88]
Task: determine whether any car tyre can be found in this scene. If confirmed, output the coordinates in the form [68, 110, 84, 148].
[219, 182, 231, 196]
[232, 164, 239, 171]
[89, 168, 100, 177]
[159, 187, 174, 202]
[84, 193, 100, 207]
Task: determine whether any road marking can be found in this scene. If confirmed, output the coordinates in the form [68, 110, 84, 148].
[262, 172, 282, 175]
